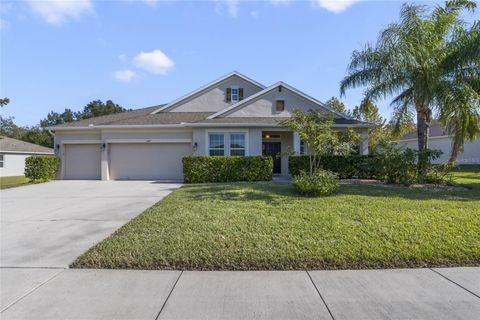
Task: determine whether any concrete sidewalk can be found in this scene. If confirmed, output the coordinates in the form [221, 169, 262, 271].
[1, 267, 479, 319]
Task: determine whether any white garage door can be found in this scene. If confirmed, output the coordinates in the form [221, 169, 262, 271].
[108, 143, 192, 180]
[64, 144, 101, 180]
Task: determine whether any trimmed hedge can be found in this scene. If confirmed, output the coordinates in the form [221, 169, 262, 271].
[24, 156, 60, 182]
[289, 155, 382, 179]
[183, 156, 273, 183]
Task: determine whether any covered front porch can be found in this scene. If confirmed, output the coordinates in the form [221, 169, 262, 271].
[259, 128, 369, 177]
[194, 127, 369, 177]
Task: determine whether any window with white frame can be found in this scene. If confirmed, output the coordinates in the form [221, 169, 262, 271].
[300, 140, 305, 155]
[231, 88, 239, 102]
[208, 133, 225, 156]
[0, 154, 4, 168]
[230, 133, 246, 156]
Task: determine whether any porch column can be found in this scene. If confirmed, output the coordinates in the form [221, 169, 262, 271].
[101, 142, 109, 180]
[293, 132, 301, 155]
[359, 130, 369, 155]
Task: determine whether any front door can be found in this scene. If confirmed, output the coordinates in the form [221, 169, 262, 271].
[262, 142, 282, 174]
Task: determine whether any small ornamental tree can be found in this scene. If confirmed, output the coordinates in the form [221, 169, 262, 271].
[281, 110, 360, 175]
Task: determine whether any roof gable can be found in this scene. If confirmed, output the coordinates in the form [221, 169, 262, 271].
[152, 71, 266, 114]
[208, 82, 351, 120]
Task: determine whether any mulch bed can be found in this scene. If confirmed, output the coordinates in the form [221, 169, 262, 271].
[340, 179, 467, 191]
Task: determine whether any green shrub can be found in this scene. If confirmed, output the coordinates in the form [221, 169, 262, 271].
[292, 170, 339, 196]
[425, 163, 455, 185]
[183, 156, 273, 183]
[289, 155, 382, 179]
[24, 156, 60, 182]
[374, 143, 442, 185]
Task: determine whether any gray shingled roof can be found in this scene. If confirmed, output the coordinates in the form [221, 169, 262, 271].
[0, 136, 54, 154]
[49, 104, 368, 128]
[49, 105, 163, 128]
[400, 124, 448, 140]
[109, 113, 214, 125]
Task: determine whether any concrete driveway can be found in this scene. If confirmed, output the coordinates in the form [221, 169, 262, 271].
[1, 180, 181, 268]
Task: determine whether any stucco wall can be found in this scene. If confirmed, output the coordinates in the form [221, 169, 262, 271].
[0, 154, 29, 177]
[54, 131, 102, 146]
[169, 76, 263, 112]
[224, 87, 337, 118]
[192, 128, 206, 156]
[400, 137, 480, 164]
[101, 130, 192, 141]
[248, 128, 263, 156]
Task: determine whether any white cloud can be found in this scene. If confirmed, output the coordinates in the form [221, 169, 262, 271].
[133, 49, 175, 75]
[28, 0, 93, 26]
[114, 69, 137, 82]
[215, 0, 239, 18]
[250, 11, 259, 18]
[311, 0, 361, 13]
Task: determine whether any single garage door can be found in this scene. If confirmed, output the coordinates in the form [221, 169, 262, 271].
[108, 143, 192, 180]
[64, 144, 101, 180]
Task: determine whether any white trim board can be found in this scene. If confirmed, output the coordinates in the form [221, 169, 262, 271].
[48, 124, 185, 130]
[49, 122, 371, 130]
[152, 71, 266, 114]
[105, 139, 192, 144]
[0, 150, 53, 155]
[61, 140, 102, 144]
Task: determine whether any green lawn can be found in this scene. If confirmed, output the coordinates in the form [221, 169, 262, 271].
[0, 176, 31, 189]
[72, 167, 480, 270]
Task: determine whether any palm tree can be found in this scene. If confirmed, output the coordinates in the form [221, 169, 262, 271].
[438, 20, 480, 164]
[340, 0, 479, 179]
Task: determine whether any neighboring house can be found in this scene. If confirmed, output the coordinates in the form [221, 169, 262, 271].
[48, 71, 371, 180]
[0, 136, 54, 177]
[399, 124, 480, 164]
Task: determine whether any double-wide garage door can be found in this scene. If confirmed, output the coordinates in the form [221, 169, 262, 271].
[109, 143, 191, 180]
[64, 143, 191, 180]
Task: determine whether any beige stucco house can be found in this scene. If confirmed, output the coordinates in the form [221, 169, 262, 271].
[400, 124, 480, 164]
[48, 72, 371, 180]
[0, 136, 54, 177]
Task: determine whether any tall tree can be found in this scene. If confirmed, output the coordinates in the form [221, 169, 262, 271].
[351, 99, 387, 152]
[437, 20, 480, 164]
[40, 109, 75, 127]
[76, 100, 127, 119]
[325, 97, 347, 113]
[340, 0, 479, 179]
[1, 100, 129, 149]
[0, 116, 24, 138]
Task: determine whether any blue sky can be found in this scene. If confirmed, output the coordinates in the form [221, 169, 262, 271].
[1, 0, 446, 126]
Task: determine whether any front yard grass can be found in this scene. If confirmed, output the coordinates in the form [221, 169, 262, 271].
[0, 176, 31, 189]
[73, 167, 480, 270]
